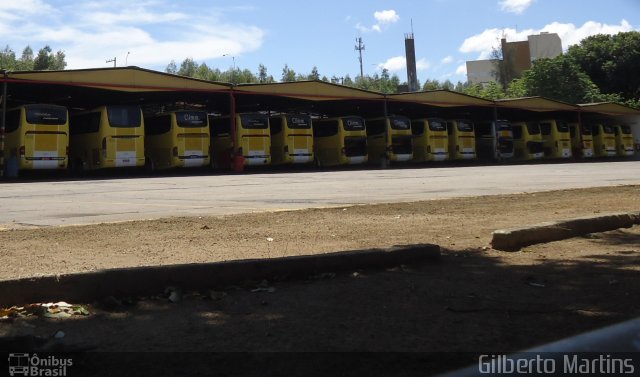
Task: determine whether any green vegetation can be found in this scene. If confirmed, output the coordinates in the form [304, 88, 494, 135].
[0, 45, 67, 71]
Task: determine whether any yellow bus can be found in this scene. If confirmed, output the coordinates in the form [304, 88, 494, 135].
[313, 116, 367, 167]
[69, 105, 145, 171]
[591, 123, 617, 157]
[614, 125, 635, 157]
[511, 121, 544, 161]
[144, 110, 210, 170]
[209, 113, 271, 167]
[269, 114, 313, 165]
[365, 116, 413, 164]
[539, 119, 572, 159]
[411, 118, 448, 162]
[568, 123, 593, 158]
[3, 104, 68, 171]
[446, 119, 476, 160]
[475, 120, 514, 161]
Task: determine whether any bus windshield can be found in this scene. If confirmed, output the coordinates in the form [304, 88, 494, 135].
[581, 124, 592, 135]
[391, 117, 410, 130]
[287, 115, 311, 129]
[107, 106, 141, 127]
[240, 114, 269, 129]
[621, 125, 632, 134]
[176, 111, 207, 128]
[457, 121, 473, 132]
[343, 117, 365, 132]
[602, 125, 614, 134]
[26, 105, 67, 125]
[429, 120, 446, 132]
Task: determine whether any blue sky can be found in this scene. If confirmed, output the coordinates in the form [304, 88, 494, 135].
[1, 0, 638, 84]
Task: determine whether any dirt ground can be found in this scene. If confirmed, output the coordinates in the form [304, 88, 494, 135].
[1, 185, 639, 376]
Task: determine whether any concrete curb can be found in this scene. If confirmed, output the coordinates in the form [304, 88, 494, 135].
[491, 212, 640, 251]
[0, 244, 440, 307]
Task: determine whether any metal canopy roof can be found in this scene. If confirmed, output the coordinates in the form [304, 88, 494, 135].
[7, 66, 231, 93]
[578, 102, 640, 116]
[389, 90, 494, 107]
[234, 80, 384, 101]
[495, 97, 578, 112]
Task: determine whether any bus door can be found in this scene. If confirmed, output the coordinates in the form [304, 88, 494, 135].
[238, 113, 270, 166]
[175, 111, 210, 167]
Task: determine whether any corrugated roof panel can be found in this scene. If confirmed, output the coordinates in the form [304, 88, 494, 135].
[388, 90, 494, 107]
[495, 97, 578, 111]
[8, 67, 231, 92]
[235, 81, 384, 101]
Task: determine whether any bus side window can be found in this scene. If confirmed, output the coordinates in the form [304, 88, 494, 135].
[412, 122, 424, 136]
[145, 115, 171, 135]
[270, 117, 283, 135]
[5, 110, 20, 133]
[512, 125, 522, 140]
[314, 121, 338, 137]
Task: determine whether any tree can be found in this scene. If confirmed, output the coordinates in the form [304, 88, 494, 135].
[51, 50, 67, 70]
[308, 66, 320, 81]
[165, 60, 178, 74]
[422, 79, 441, 90]
[258, 64, 269, 83]
[281, 64, 296, 82]
[491, 44, 517, 91]
[18, 46, 34, 70]
[0, 45, 16, 69]
[33, 46, 53, 70]
[566, 31, 640, 101]
[510, 55, 612, 104]
[178, 57, 197, 77]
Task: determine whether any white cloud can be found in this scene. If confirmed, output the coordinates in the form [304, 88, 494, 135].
[499, 0, 535, 15]
[356, 9, 399, 33]
[377, 56, 429, 72]
[0, 1, 266, 69]
[378, 56, 406, 72]
[374, 10, 400, 25]
[441, 56, 454, 65]
[459, 19, 637, 59]
[455, 64, 467, 75]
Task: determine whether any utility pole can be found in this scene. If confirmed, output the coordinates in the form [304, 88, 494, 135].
[106, 57, 116, 67]
[355, 37, 365, 78]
